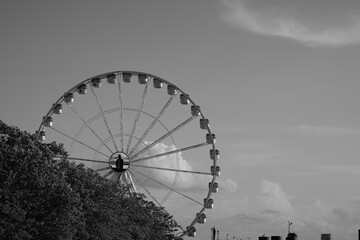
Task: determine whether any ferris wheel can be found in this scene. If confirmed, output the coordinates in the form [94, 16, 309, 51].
[36, 71, 220, 238]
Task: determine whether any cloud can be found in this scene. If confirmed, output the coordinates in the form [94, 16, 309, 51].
[293, 200, 360, 240]
[205, 175, 360, 239]
[236, 152, 289, 167]
[317, 164, 360, 174]
[134, 142, 237, 193]
[332, 199, 360, 223]
[219, 178, 238, 193]
[215, 187, 360, 240]
[256, 180, 293, 214]
[220, 0, 360, 47]
[213, 180, 293, 219]
[289, 125, 360, 137]
[133, 142, 199, 189]
[209, 180, 294, 237]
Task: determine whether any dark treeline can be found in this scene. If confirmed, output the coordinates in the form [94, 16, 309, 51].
[0, 120, 179, 240]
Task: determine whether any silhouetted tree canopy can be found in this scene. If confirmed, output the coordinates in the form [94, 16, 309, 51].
[0, 120, 178, 240]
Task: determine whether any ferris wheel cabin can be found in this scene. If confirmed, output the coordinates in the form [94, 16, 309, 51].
[106, 73, 116, 84]
[91, 78, 101, 88]
[53, 103, 62, 114]
[196, 213, 206, 224]
[122, 72, 132, 83]
[64, 92, 74, 103]
[186, 226, 196, 237]
[153, 77, 163, 88]
[138, 74, 149, 84]
[209, 182, 219, 193]
[77, 84, 87, 94]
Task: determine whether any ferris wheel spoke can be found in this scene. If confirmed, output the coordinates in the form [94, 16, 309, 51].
[103, 170, 113, 178]
[129, 94, 177, 156]
[128, 170, 162, 206]
[66, 156, 108, 164]
[71, 110, 111, 154]
[124, 171, 137, 193]
[49, 126, 109, 158]
[118, 75, 125, 152]
[131, 142, 210, 164]
[66, 103, 113, 154]
[116, 172, 122, 183]
[130, 115, 197, 160]
[95, 166, 111, 172]
[131, 168, 204, 206]
[118, 172, 133, 194]
[125, 82, 150, 154]
[90, 85, 119, 152]
[53, 155, 67, 161]
[131, 164, 212, 176]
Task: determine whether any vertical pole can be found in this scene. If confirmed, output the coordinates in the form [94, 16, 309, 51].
[211, 226, 216, 240]
[288, 221, 292, 234]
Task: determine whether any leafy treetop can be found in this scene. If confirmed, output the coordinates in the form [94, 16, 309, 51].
[0, 120, 179, 240]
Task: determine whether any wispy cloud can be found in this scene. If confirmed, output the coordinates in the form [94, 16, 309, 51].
[236, 152, 289, 167]
[220, 0, 360, 47]
[316, 164, 360, 174]
[282, 125, 360, 137]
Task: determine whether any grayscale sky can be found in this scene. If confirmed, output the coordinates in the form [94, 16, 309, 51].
[1, 1, 360, 239]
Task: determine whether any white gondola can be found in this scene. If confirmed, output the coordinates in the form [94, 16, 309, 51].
[91, 78, 101, 88]
[43, 116, 53, 127]
[53, 103, 62, 114]
[211, 165, 220, 176]
[200, 118, 209, 130]
[138, 74, 148, 84]
[36, 130, 46, 141]
[191, 105, 200, 116]
[180, 93, 190, 105]
[206, 133, 216, 144]
[210, 149, 220, 160]
[204, 198, 214, 209]
[77, 84, 87, 94]
[107, 73, 116, 84]
[153, 77, 163, 88]
[64, 92, 74, 103]
[122, 72, 132, 83]
[186, 226, 196, 237]
[167, 84, 177, 95]
[209, 182, 219, 193]
[196, 213, 206, 224]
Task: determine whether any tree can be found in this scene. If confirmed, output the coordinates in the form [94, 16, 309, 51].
[0, 121, 83, 240]
[0, 120, 177, 240]
[55, 151, 178, 240]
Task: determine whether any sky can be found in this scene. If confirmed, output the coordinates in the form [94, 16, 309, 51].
[1, 0, 360, 239]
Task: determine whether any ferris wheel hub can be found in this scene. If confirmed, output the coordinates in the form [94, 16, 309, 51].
[109, 152, 130, 173]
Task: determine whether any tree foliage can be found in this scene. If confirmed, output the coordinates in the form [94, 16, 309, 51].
[0, 120, 178, 240]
